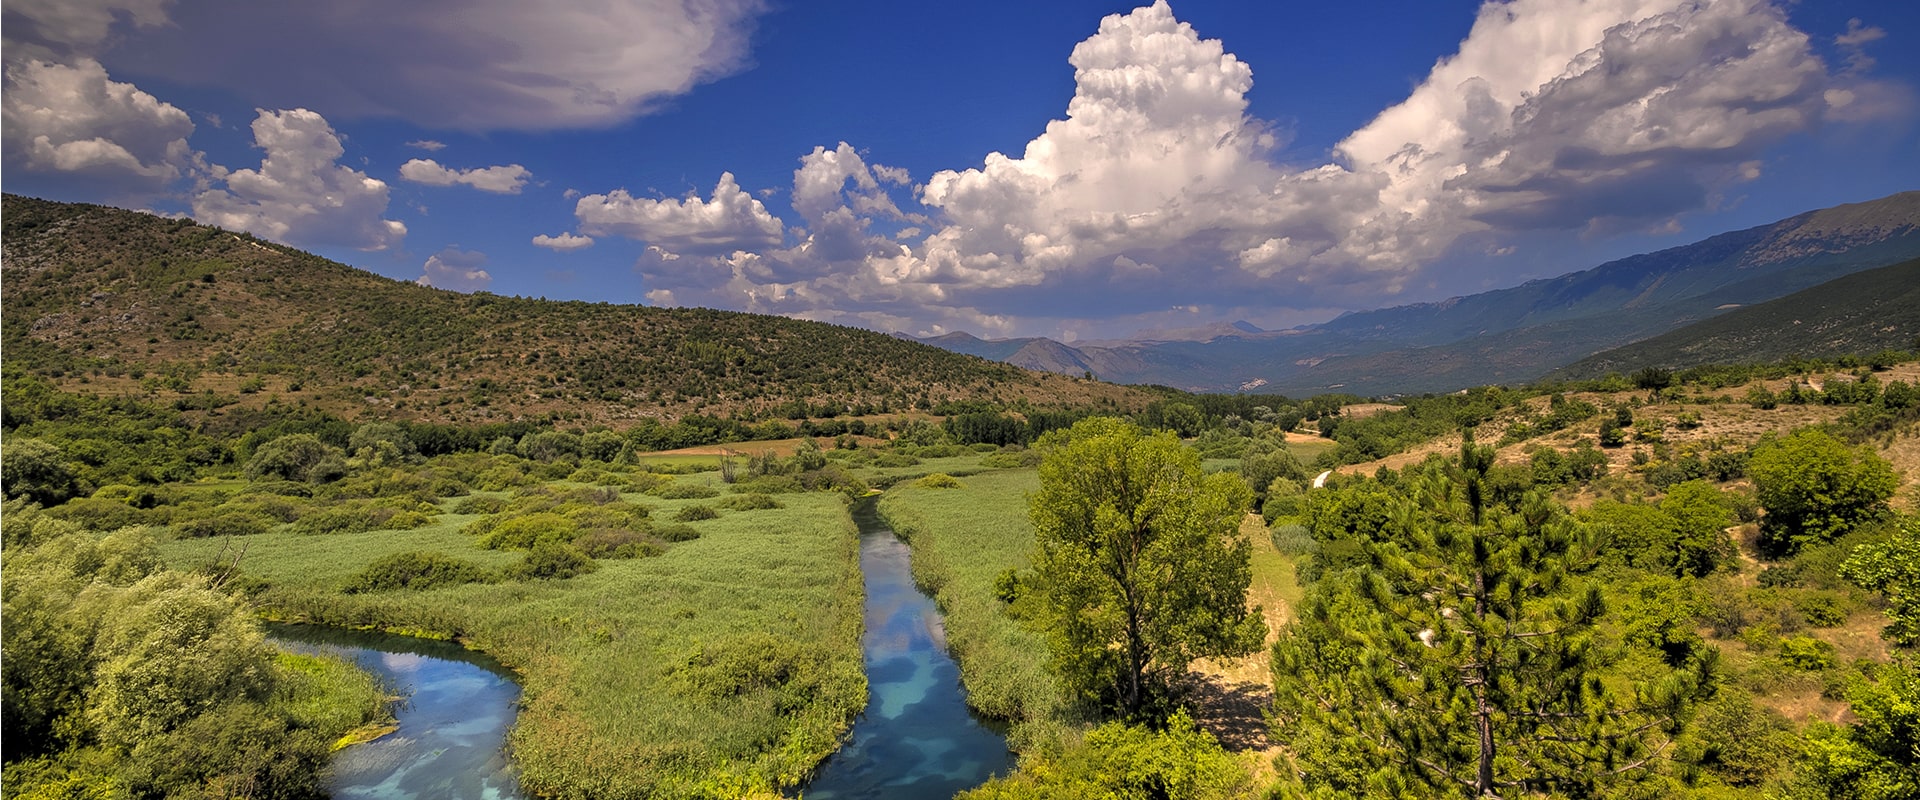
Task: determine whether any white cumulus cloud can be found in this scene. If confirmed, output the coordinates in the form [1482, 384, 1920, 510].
[574, 173, 784, 255]
[1, 57, 196, 191]
[417, 247, 492, 292]
[532, 232, 595, 252]
[399, 158, 532, 194]
[192, 108, 407, 251]
[615, 0, 1866, 337]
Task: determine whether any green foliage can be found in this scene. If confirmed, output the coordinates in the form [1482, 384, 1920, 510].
[244, 433, 346, 484]
[0, 502, 386, 796]
[343, 550, 494, 592]
[674, 504, 719, 522]
[1750, 429, 1898, 557]
[916, 472, 962, 489]
[959, 712, 1247, 800]
[1027, 417, 1263, 720]
[1676, 688, 1796, 788]
[572, 528, 663, 559]
[1316, 387, 1517, 465]
[475, 511, 579, 550]
[1789, 660, 1920, 800]
[718, 493, 782, 511]
[653, 481, 721, 500]
[1840, 519, 1920, 646]
[1270, 444, 1712, 798]
[1240, 435, 1307, 509]
[1584, 480, 1735, 577]
[504, 542, 596, 580]
[2, 438, 82, 506]
[173, 510, 277, 538]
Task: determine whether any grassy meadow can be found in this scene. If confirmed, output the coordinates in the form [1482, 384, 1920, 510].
[161, 471, 866, 799]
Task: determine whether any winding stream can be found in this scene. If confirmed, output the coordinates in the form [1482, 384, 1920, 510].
[281, 495, 1010, 799]
[268, 624, 525, 800]
[799, 498, 1014, 798]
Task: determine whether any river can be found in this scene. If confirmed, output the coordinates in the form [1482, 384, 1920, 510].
[268, 623, 525, 800]
[281, 495, 1011, 799]
[798, 498, 1014, 798]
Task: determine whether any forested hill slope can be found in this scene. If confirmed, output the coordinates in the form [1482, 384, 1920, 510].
[0, 195, 1148, 425]
[1552, 256, 1920, 379]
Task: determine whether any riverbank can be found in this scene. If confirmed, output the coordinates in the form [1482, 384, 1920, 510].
[161, 476, 867, 799]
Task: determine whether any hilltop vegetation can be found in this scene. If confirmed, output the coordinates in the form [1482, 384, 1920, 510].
[1, 195, 1149, 429]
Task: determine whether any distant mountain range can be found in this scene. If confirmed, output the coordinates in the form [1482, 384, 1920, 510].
[1553, 256, 1920, 379]
[908, 191, 1920, 396]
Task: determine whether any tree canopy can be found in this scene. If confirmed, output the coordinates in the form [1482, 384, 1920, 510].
[1749, 429, 1897, 556]
[1270, 442, 1714, 798]
[1026, 417, 1265, 720]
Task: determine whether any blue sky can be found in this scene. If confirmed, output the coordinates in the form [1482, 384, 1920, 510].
[5, 0, 1917, 341]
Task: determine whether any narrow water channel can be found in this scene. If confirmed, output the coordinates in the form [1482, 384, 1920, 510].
[800, 498, 1015, 799]
[267, 623, 525, 800]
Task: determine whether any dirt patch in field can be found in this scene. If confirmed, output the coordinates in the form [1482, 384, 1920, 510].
[1188, 515, 1292, 757]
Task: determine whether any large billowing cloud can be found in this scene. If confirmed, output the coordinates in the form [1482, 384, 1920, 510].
[1, 57, 196, 191]
[192, 109, 407, 251]
[584, 0, 1868, 337]
[47, 0, 767, 132]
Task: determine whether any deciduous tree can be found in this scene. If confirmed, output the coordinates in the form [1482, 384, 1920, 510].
[1027, 417, 1264, 720]
[1749, 429, 1896, 556]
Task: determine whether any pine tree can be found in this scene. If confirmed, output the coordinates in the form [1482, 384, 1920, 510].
[1270, 440, 1712, 798]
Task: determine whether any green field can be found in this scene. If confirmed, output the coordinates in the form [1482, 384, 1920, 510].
[161, 475, 865, 799]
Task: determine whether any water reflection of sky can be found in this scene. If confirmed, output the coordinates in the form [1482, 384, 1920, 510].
[799, 506, 1014, 799]
[268, 626, 525, 800]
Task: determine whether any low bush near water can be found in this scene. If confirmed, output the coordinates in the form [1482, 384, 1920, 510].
[343, 551, 494, 592]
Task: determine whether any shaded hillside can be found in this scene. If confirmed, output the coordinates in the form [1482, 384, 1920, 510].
[914, 191, 1920, 395]
[1552, 257, 1920, 379]
[1, 195, 1150, 425]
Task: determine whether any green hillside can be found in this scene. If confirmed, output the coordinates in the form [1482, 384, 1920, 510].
[1554, 257, 1920, 379]
[1, 195, 1148, 426]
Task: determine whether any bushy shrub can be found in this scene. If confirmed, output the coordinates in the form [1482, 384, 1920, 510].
[240, 480, 313, 498]
[718, 493, 781, 511]
[244, 434, 346, 484]
[654, 523, 700, 543]
[674, 505, 719, 522]
[1778, 636, 1837, 671]
[562, 501, 650, 530]
[505, 542, 596, 580]
[48, 497, 152, 531]
[916, 473, 962, 489]
[652, 482, 720, 500]
[221, 494, 308, 523]
[174, 511, 276, 538]
[451, 494, 509, 515]
[343, 551, 492, 593]
[728, 475, 802, 494]
[573, 529, 664, 559]
[476, 512, 579, 550]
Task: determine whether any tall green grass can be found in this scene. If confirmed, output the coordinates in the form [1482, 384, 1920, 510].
[161, 486, 864, 799]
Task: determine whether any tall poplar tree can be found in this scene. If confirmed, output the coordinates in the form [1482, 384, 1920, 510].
[1270, 441, 1712, 798]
